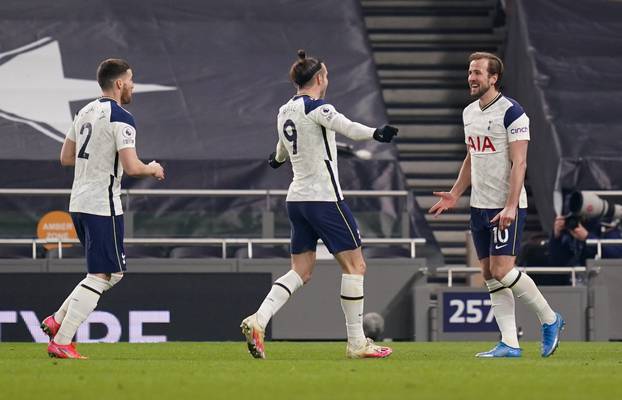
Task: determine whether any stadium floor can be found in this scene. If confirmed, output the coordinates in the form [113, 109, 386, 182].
[1, 342, 620, 400]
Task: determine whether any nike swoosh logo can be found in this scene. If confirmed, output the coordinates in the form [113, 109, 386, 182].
[495, 244, 508, 250]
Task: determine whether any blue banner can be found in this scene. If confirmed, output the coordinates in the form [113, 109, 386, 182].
[442, 292, 499, 333]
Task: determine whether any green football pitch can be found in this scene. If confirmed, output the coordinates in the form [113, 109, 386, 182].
[1, 342, 620, 400]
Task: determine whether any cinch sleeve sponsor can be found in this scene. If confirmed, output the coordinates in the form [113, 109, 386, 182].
[506, 114, 530, 142]
[503, 98, 530, 142]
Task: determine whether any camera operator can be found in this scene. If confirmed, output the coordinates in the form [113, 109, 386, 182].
[549, 214, 622, 266]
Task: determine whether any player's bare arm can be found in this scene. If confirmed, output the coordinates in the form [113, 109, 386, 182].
[60, 137, 76, 167]
[490, 140, 528, 230]
[119, 147, 165, 180]
[429, 152, 471, 216]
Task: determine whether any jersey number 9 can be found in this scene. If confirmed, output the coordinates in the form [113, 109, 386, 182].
[283, 119, 298, 155]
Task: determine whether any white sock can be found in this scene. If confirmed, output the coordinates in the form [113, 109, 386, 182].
[53, 275, 110, 345]
[486, 279, 519, 348]
[255, 270, 303, 330]
[54, 286, 80, 324]
[340, 274, 366, 348]
[54, 274, 115, 323]
[500, 268, 556, 325]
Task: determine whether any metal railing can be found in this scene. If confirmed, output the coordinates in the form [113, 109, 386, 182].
[586, 238, 622, 260]
[435, 266, 587, 287]
[0, 188, 414, 238]
[0, 237, 426, 259]
[0, 188, 410, 200]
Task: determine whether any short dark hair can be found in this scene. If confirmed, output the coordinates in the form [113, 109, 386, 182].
[97, 58, 131, 90]
[289, 49, 323, 88]
[469, 52, 504, 89]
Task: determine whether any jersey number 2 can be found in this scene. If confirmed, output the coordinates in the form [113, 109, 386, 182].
[283, 119, 298, 155]
[77, 122, 92, 160]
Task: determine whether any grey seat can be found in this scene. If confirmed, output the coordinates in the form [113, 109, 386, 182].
[363, 246, 411, 258]
[234, 246, 289, 259]
[0, 245, 41, 259]
[45, 246, 85, 259]
[124, 246, 166, 258]
[169, 246, 223, 259]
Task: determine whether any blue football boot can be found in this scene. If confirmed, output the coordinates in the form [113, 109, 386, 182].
[541, 312, 565, 357]
[475, 342, 522, 358]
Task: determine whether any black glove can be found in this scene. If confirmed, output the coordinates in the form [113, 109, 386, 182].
[373, 124, 398, 143]
[268, 152, 285, 169]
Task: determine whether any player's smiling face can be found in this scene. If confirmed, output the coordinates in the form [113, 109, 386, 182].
[468, 59, 496, 98]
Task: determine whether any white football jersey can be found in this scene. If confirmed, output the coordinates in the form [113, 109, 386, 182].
[275, 95, 375, 202]
[67, 98, 136, 216]
[463, 94, 530, 209]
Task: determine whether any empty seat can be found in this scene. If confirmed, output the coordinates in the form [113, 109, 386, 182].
[235, 245, 289, 259]
[124, 246, 167, 258]
[0, 245, 40, 259]
[169, 246, 223, 259]
[363, 246, 411, 258]
[46, 246, 85, 259]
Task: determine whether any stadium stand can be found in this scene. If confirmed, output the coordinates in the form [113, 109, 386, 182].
[505, 0, 622, 232]
[2, 0, 622, 345]
[0, 0, 440, 261]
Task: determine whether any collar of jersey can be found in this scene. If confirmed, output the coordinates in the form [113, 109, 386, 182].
[479, 92, 502, 112]
[98, 96, 118, 104]
[292, 94, 316, 101]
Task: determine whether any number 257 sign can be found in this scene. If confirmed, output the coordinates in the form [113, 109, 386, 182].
[442, 292, 499, 332]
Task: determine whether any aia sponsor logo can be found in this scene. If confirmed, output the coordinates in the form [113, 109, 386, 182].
[467, 135, 496, 153]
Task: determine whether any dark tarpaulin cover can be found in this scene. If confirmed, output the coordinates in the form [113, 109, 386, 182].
[504, 0, 622, 232]
[0, 0, 440, 253]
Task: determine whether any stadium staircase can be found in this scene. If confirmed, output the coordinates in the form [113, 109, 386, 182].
[361, 0, 542, 264]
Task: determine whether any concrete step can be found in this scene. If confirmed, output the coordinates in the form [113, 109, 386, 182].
[387, 106, 463, 121]
[396, 141, 465, 153]
[407, 177, 456, 191]
[394, 124, 464, 141]
[378, 68, 466, 80]
[383, 87, 470, 105]
[374, 50, 476, 66]
[387, 105, 463, 116]
[371, 43, 499, 52]
[415, 195, 470, 210]
[382, 83, 471, 102]
[364, 15, 494, 31]
[362, 0, 497, 10]
[400, 160, 463, 175]
[369, 32, 504, 45]
[380, 77, 465, 87]
[434, 230, 468, 244]
[441, 247, 467, 257]
[390, 115, 463, 124]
